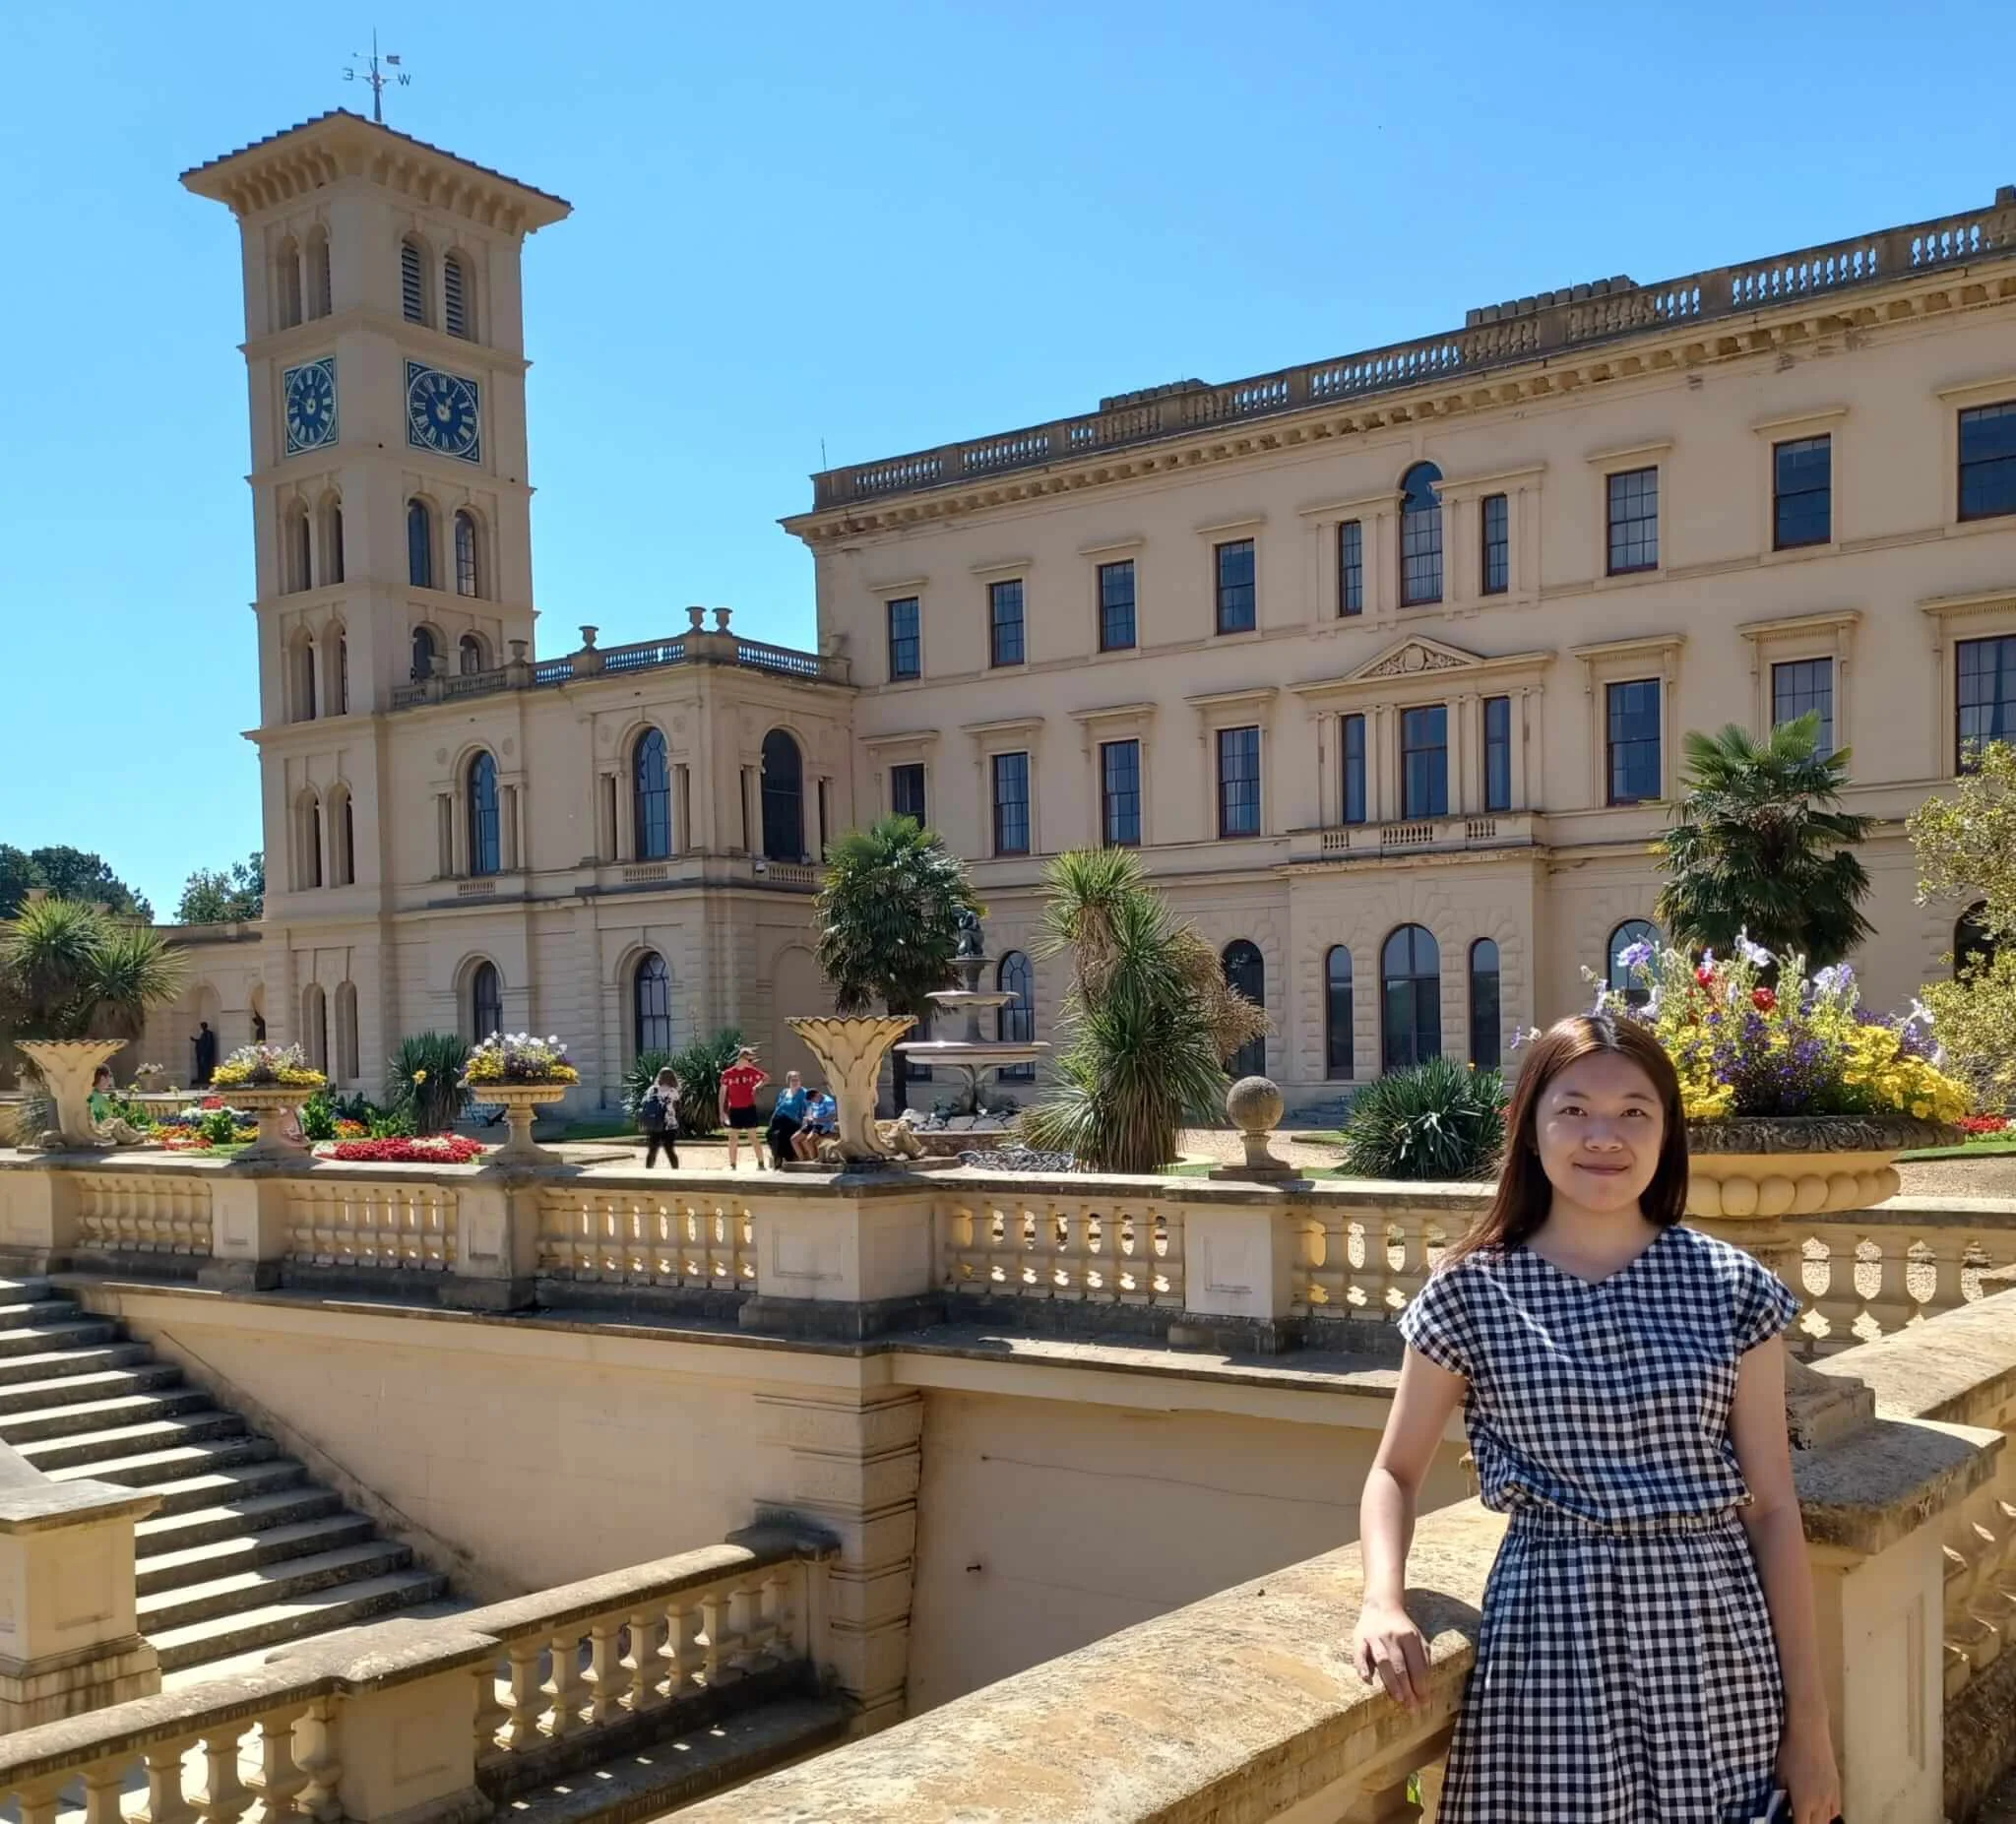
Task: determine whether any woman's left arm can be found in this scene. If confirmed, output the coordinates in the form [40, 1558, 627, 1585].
[1732, 1334, 1841, 1824]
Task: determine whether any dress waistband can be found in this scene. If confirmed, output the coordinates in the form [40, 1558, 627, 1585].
[1507, 1504, 1742, 1539]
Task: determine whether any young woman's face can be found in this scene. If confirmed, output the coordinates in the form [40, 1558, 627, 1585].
[1533, 1050, 1666, 1216]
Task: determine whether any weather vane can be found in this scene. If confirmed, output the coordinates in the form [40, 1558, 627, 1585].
[343, 31, 410, 124]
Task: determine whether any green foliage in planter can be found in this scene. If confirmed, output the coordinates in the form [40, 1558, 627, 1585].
[385, 1033, 471, 1135]
[299, 1092, 338, 1143]
[1340, 1057, 1506, 1182]
[666, 1028, 744, 1137]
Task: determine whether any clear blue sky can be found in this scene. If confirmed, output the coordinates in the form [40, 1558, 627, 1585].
[1, 0, 2008, 915]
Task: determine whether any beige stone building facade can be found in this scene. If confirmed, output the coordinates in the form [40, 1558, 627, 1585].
[158, 110, 2016, 1110]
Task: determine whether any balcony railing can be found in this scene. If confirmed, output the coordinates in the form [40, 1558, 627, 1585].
[1299, 812, 1537, 860]
[809, 187, 2016, 511]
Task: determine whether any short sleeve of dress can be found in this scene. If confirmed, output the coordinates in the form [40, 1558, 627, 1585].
[1729, 1248, 1801, 1353]
[1398, 1266, 1475, 1378]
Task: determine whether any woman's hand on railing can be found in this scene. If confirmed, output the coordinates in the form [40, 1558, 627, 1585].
[1352, 1596, 1430, 1708]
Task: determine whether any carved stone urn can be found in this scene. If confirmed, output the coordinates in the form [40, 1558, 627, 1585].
[466, 1082, 569, 1168]
[788, 1016, 917, 1164]
[1684, 1114, 1955, 1221]
[14, 1039, 126, 1151]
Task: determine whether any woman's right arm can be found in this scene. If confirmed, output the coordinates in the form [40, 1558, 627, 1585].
[1353, 1347, 1465, 1707]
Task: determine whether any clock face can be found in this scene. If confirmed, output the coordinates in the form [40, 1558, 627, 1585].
[283, 357, 338, 455]
[406, 362, 481, 464]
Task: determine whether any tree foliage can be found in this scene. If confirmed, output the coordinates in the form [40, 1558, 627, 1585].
[814, 816, 981, 1113]
[0, 845, 152, 921]
[1018, 849, 1268, 1173]
[175, 852, 264, 924]
[1654, 715, 1872, 967]
[0, 897, 185, 1044]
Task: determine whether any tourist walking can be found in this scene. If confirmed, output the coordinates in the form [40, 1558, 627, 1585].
[719, 1046, 768, 1169]
[636, 1066, 681, 1169]
[1350, 1013, 1841, 1824]
[766, 1070, 808, 1168]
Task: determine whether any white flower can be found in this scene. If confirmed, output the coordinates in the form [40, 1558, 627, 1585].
[1735, 934, 1774, 969]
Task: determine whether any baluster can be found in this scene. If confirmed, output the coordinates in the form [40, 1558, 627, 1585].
[724, 1581, 760, 1677]
[1863, 1226, 1918, 1339]
[545, 1627, 588, 1738]
[1155, 1205, 1181, 1306]
[295, 1695, 345, 1824]
[502, 1636, 546, 1748]
[469, 1655, 510, 1762]
[80, 1762, 129, 1824]
[628, 1601, 670, 1711]
[1390, 1211, 1434, 1311]
[16, 1778, 65, 1824]
[1927, 1234, 1971, 1319]
[738, 1206, 757, 1286]
[666, 1598, 704, 1696]
[138, 1736, 199, 1824]
[944, 1203, 973, 1290]
[586, 1614, 631, 1723]
[986, 1202, 1015, 1292]
[699, 1590, 728, 1685]
[190, 1727, 253, 1824]
[1082, 1206, 1107, 1303]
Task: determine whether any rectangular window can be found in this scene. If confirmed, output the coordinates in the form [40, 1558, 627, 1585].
[1773, 435, 1832, 549]
[1957, 635, 2016, 771]
[1215, 538, 1256, 634]
[1098, 560, 1137, 652]
[1606, 467, 1660, 575]
[988, 579, 1025, 667]
[1400, 705, 1449, 820]
[1100, 739, 1142, 847]
[1959, 402, 2016, 522]
[1483, 695, 1512, 812]
[1606, 678, 1663, 804]
[1480, 493, 1509, 595]
[1771, 658, 1834, 755]
[886, 597, 920, 680]
[1216, 725, 1261, 838]
[991, 751, 1030, 855]
[1338, 521, 1363, 616]
[890, 762, 926, 824]
[1342, 713, 1366, 826]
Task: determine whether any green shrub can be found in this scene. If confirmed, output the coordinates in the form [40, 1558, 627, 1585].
[1339, 1058, 1505, 1182]
[299, 1092, 337, 1143]
[666, 1028, 743, 1137]
[385, 1033, 471, 1134]
[620, 1050, 674, 1124]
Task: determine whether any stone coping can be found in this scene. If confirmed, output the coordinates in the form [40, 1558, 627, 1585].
[684, 1499, 1503, 1824]
[1687, 1114, 1958, 1155]
[1813, 1288, 2016, 1429]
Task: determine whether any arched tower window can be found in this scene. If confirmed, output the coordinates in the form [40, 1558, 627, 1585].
[1400, 462, 1444, 607]
[634, 952, 673, 1057]
[1325, 945, 1354, 1079]
[410, 625, 438, 683]
[444, 252, 474, 340]
[288, 632, 317, 723]
[334, 980, 358, 1081]
[1607, 919, 1661, 1009]
[407, 499, 433, 589]
[295, 790, 323, 891]
[302, 984, 329, 1075]
[319, 500, 345, 588]
[454, 511, 481, 598]
[328, 786, 354, 886]
[633, 728, 671, 860]
[1222, 939, 1266, 1079]
[305, 228, 332, 320]
[997, 950, 1036, 1081]
[459, 633, 486, 675]
[284, 506, 313, 595]
[468, 960, 502, 1043]
[328, 626, 348, 716]
[467, 752, 500, 876]
[1381, 924, 1442, 1069]
[1469, 938, 1501, 1070]
[401, 237, 429, 326]
[277, 238, 302, 330]
[761, 729, 805, 862]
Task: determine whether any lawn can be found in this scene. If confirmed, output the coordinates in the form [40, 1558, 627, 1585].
[1896, 1135, 2016, 1162]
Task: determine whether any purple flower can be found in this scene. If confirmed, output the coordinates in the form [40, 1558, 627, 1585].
[1617, 940, 1656, 975]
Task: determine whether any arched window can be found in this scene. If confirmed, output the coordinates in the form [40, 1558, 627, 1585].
[467, 752, 500, 876]
[1469, 939, 1501, 1070]
[329, 627, 348, 716]
[634, 952, 673, 1057]
[408, 499, 434, 589]
[302, 983, 329, 1075]
[334, 980, 358, 1082]
[296, 790, 323, 890]
[997, 950, 1036, 1081]
[444, 252, 474, 340]
[320, 500, 345, 587]
[633, 728, 671, 859]
[1222, 939, 1267, 1079]
[400, 237, 428, 325]
[459, 633, 486, 675]
[288, 632, 317, 723]
[469, 960, 502, 1043]
[277, 239, 302, 330]
[1325, 945, 1354, 1079]
[1381, 924, 1441, 1069]
[454, 511, 480, 598]
[1399, 462, 1444, 607]
[761, 729, 805, 862]
[410, 625, 438, 682]
[1607, 919, 1661, 1009]
[285, 506, 313, 595]
[305, 228, 332, 320]
[1956, 904, 1997, 977]
[328, 786, 354, 886]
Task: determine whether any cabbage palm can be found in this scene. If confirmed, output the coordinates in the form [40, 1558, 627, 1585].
[0, 897, 185, 1044]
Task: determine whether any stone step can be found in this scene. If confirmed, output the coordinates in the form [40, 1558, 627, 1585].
[0, 1341, 157, 1386]
[0, 1363, 181, 1413]
[0, 1385, 210, 1443]
[0, 1318, 118, 1359]
[42, 1432, 279, 1489]
[499, 1696, 853, 1824]
[139, 1541, 419, 1634]
[0, 1298, 83, 1331]
[137, 1481, 341, 1553]
[15, 1409, 247, 1473]
[137, 1512, 379, 1596]
[149, 1568, 448, 1672]
[0, 1278, 49, 1301]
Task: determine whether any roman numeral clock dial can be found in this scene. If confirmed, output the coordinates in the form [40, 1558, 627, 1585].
[406, 362, 481, 463]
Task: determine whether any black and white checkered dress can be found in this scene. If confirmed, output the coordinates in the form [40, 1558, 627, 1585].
[1398, 1222, 1800, 1823]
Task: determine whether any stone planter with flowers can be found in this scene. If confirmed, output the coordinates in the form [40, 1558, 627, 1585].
[460, 1033, 579, 1166]
[209, 1043, 327, 1162]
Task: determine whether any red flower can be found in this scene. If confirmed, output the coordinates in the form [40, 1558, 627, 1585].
[1696, 967, 1716, 988]
[1752, 987, 1777, 1012]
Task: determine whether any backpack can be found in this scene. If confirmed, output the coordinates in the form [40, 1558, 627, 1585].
[638, 1087, 675, 1134]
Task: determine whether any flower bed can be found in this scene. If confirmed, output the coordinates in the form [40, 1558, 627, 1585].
[463, 1032, 579, 1087]
[212, 1042, 326, 1091]
[316, 1135, 487, 1164]
[1957, 1113, 2010, 1137]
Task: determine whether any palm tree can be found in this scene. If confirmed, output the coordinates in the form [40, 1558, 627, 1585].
[0, 897, 186, 1045]
[1655, 714, 1873, 967]
[1019, 849, 1267, 1173]
[814, 815, 981, 1114]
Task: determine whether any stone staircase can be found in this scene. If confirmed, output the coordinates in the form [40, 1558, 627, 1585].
[0, 1277, 450, 1688]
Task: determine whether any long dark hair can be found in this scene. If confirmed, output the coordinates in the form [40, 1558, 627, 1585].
[1445, 1013, 1689, 1265]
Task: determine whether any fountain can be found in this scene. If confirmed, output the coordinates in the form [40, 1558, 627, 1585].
[896, 911, 1048, 1136]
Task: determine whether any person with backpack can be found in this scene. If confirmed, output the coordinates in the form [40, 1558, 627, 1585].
[637, 1066, 681, 1168]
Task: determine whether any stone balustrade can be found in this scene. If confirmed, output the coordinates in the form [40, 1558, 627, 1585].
[284, 1177, 458, 1273]
[0, 1527, 836, 1824]
[1793, 1208, 2016, 1354]
[940, 1186, 1181, 1309]
[537, 1182, 756, 1297]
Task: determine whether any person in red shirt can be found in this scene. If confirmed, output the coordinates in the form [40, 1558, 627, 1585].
[718, 1046, 769, 1170]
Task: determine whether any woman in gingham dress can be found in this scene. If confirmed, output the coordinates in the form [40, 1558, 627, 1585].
[1352, 1015, 1842, 1824]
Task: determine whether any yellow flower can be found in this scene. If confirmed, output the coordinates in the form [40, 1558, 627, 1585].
[412, 1068, 428, 1085]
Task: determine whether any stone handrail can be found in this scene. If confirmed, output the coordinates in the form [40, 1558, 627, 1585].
[940, 1184, 1182, 1308]
[1792, 1206, 2016, 1354]
[808, 187, 2016, 511]
[537, 1182, 756, 1295]
[0, 1527, 835, 1824]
